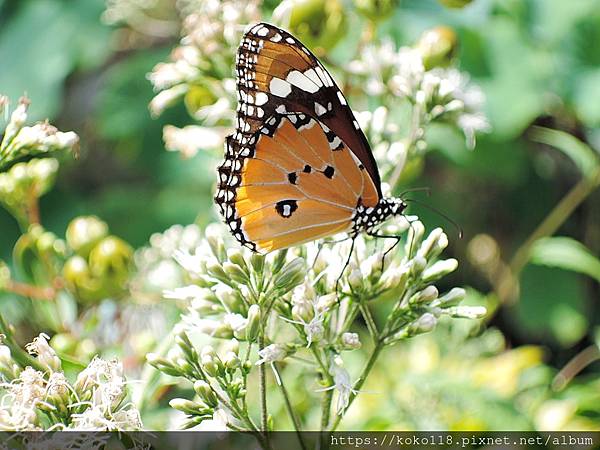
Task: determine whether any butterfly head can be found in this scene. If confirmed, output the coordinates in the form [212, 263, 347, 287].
[351, 197, 407, 236]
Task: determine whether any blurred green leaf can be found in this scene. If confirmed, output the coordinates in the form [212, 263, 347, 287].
[573, 69, 600, 127]
[530, 127, 600, 178]
[529, 236, 600, 283]
[512, 266, 588, 347]
[0, 0, 111, 120]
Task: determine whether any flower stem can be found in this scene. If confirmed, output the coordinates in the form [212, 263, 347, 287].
[502, 167, 600, 302]
[258, 334, 270, 446]
[273, 363, 307, 450]
[328, 341, 384, 431]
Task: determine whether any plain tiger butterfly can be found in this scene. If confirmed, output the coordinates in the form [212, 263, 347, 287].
[215, 22, 407, 254]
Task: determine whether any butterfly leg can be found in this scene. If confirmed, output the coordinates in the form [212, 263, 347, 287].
[335, 237, 356, 299]
[367, 232, 402, 272]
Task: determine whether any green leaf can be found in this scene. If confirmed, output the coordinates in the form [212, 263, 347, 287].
[530, 127, 600, 178]
[529, 236, 600, 283]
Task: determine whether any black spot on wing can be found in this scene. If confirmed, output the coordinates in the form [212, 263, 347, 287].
[275, 199, 298, 218]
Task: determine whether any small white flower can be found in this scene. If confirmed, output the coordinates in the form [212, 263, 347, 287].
[317, 356, 357, 415]
[223, 313, 248, 333]
[341, 333, 361, 350]
[163, 124, 230, 158]
[163, 284, 207, 302]
[255, 344, 286, 366]
[458, 112, 491, 149]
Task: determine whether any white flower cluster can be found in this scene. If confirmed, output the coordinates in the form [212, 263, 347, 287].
[349, 41, 490, 151]
[0, 334, 141, 431]
[0, 96, 79, 168]
[134, 223, 204, 291]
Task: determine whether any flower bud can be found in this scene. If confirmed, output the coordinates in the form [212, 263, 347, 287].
[292, 301, 314, 323]
[341, 332, 361, 350]
[348, 267, 363, 290]
[416, 26, 458, 70]
[194, 380, 218, 407]
[433, 288, 467, 308]
[438, 0, 473, 8]
[223, 262, 249, 284]
[273, 258, 305, 291]
[169, 398, 211, 415]
[409, 256, 427, 277]
[409, 285, 439, 305]
[410, 313, 437, 335]
[88, 235, 133, 292]
[405, 221, 425, 256]
[417, 227, 444, 260]
[225, 338, 240, 356]
[66, 216, 108, 258]
[421, 258, 458, 283]
[223, 351, 240, 370]
[445, 305, 487, 319]
[250, 252, 265, 275]
[316, 293, 337, 313]
[215, 285, 242, 312]
[246, 304, 261, 341]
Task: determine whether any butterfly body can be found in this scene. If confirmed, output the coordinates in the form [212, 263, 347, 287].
[215, 23, 406, 253]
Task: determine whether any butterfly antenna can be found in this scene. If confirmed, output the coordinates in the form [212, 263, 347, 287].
[404, 198, 463, 238]
[399, 186, 431, 197]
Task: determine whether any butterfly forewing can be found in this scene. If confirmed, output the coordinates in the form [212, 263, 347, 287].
[234, 23, 381, 193]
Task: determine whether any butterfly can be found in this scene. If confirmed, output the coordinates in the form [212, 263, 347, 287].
[215, 22, 407, 254]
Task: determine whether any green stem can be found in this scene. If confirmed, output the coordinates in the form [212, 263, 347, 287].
[273, 363, 307, 450]
[359, 302, 378, 342]
[0, 314, 46, 371]
[258, 334, 270, 446]
[328, 341, 384, 431]
[503, 167, 600, 302]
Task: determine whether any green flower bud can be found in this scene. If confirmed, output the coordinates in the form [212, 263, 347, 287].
[270, 249, 288, 274]
[66, 216, 109, 258]
[274, 258, 305, 291]
[223, 261, 249, 284]
[147, 353, 182, 377]
[169, 398, 211, 416]
[227, 249, 248, 271]
[354, 0, 398, 22]
[184, 84, 218, 118]
[194, 380, 218, 407]
[250, 253, 265, 275]
[206, 262, 231, 285]
[88, 236, 133, 284]
[416, 26, 458, 70]
[175, 327, 197, 361]
[223, 351, 240, 370]
[246, 304, 261, 342]
[438, 0, 473, 8]
[215, 286, 242, 312]
[276, 0, 347, 50]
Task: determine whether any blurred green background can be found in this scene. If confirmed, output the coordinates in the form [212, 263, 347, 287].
[0, 0, 599, 431]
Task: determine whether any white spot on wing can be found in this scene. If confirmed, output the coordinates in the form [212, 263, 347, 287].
[286, 70, 319, 93]
[269, 78, 292, 97]
[314, 102, 327, 116]
[255, 92, 268, 106]
[337, 91, 347, 105]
